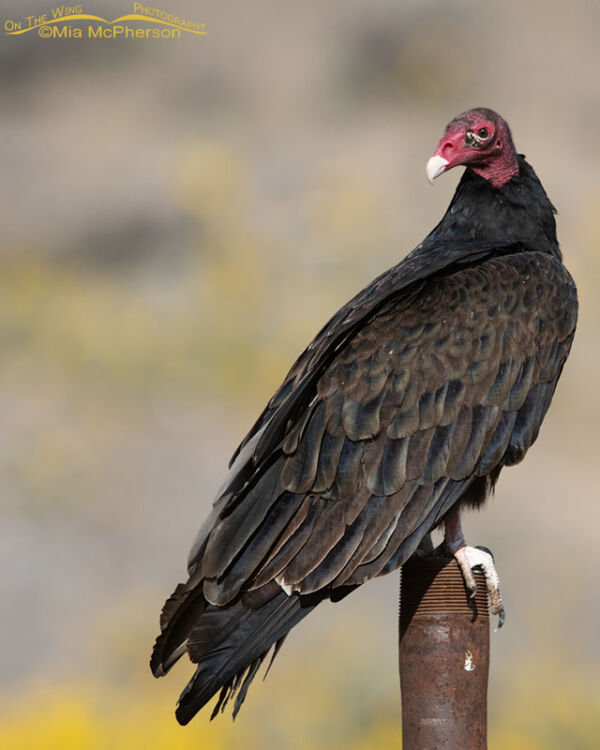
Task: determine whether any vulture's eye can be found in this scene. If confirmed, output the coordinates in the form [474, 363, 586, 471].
[478, 127, 489, 138]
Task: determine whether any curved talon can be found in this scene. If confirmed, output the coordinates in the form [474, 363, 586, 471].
[496, 605, 505, 630]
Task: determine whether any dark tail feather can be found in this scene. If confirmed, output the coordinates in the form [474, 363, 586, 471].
[150, 581, 206, 678]
[175, 583, 319, 724]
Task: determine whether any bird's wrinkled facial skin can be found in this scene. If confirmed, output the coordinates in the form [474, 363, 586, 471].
[427, 108, 519, 188]
[461, 118, 496, 149]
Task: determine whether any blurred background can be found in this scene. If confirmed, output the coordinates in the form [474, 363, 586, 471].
[1, 0, 599, 747]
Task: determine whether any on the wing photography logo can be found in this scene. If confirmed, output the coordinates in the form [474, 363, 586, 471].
[3, 3, 207, 39]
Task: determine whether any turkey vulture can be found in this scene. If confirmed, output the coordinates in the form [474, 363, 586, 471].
[151, 108, 578, 723]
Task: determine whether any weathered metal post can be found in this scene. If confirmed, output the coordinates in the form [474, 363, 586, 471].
[399, 556, 490, 749]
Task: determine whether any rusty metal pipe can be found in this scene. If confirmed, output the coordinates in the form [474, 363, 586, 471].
[399, 557, 490, 750]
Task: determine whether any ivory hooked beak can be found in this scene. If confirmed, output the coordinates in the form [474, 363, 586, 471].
[426, 155, 449, 184]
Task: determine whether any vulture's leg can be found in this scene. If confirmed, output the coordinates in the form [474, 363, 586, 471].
[443, 504, 505, 627]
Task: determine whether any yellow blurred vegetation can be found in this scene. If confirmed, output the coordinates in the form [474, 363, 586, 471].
[0, 141, 395, 410]
[1, 659, 598, 750]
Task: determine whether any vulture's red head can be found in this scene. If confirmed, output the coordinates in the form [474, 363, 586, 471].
[427, 108, 519, 189]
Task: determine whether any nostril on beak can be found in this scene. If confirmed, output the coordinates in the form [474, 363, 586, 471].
[441, 141, 454, 157]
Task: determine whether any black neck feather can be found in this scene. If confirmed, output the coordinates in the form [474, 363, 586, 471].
[427, 156, 561, 259]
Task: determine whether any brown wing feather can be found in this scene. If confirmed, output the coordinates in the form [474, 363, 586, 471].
[198, 250, 576, 603]
[229, 239, 524, 469]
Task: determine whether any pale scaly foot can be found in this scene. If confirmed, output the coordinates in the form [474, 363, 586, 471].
[443, 505, 505, 628]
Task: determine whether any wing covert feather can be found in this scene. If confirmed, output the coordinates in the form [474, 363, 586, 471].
[199, 249, 576, 603]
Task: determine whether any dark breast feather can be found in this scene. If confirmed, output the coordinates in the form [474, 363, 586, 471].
[195, 248, 577, 605]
